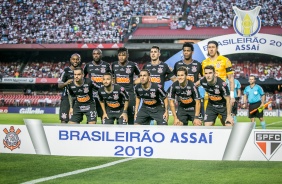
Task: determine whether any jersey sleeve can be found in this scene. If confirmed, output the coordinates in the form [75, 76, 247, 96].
[258, 85, 265, 96]
[165, 63, 175, 79]
[120, 87, 129, 101]
[58, 70, 67, 83]
[221, 81, 230, 96]
[97, 90, 103, 102]
[168, 83, 176, 100]
[158, 86, 167, 98]
[225, 58, 234, 75]
[133, 62, 140, 75]
[192, 84, 200, 100]
[84, 64, 88, 77]
[134, 85, 140, 98]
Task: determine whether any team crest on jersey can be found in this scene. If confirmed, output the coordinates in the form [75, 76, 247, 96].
[150, 92, 156, 98]
[254, 131, 282, 160]
[113, 93, 119, 100]
[216, 62, 221, 68]
[61, 113, 67, 119]
[214, 89, 220, 94]
[158, 67, 163, 73]
[192, 66, 197, 72]
[186, 90, 191, 96]
[101, 67, 106, 73]
[126, 67, 131, 74]
[3, 126, 21, 151]
[83, 87, 89, 93]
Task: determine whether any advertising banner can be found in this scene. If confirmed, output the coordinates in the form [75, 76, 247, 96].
[1, 78, 36, 84]
[1, 120, 281, 161]
[8, 107, 56, 114]
[0, 107, 8, 113]
[35, 78, 59, 84]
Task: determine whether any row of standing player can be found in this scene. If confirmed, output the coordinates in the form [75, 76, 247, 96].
[58, 42, 266, 127]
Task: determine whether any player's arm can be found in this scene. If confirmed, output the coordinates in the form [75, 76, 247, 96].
[227, 73, 235, 102]
[67, 87, 75, 116]
[163, 96, 169, 122]
[98, 92, 108, 120]
[260, 94, 266, 107]
[192, 85, 201, 126]
[58, 71, 73, 89]
[242, 89, 248, 108]
[237, 86, 242, 100]
[134, 77, 140, 84]
[134, 96, 140, 120]
[224, 95, 233, 126]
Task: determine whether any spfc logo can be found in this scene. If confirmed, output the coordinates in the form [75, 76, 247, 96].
[83, 87, 89, 93]
[254, 131, 282, 160]
[192, 66, 197, 72]
[150, 92, 156, 98]
[158, 67, 163, 73]
[3, 126, 21, 151]
[233, 6, 261, 37]
[126, 67, 131, 74]
[113, 93, 119, 100]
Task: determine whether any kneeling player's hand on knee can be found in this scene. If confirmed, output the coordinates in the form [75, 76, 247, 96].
[120, 113, 128, 123]
[193, 118, 202, 126]
[225, 116, 234, 126]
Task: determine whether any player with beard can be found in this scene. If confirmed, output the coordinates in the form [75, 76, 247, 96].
[68, 67, 100, 124]
[173, 42, 202, 83]
[84, 49, 111, 123]
[58, 53, 81, 123]
[98, 72, 129, 125]
[169, 66, 202, 126]
[200, 65, 233, 126]
[111, 47, 140, 125]
[134, 69, 169, 125]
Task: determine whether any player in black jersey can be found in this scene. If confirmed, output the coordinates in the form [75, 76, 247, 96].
[111, 47, 140, 125]
[168, 66, 202, 126]
[143, 45, 176, 125]
[143, 45, 176, 88]
[134, 69, 168, 125]
[98, 72, 129, 125]
[67, 67, 100, 124]
[173, 42, 202, 83]
[199, 65, 233, 126]
[84, 49, 111, 122]
[58, 53, 81, 123]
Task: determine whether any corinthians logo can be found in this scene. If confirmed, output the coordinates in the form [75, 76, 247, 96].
[232, 6, 261, 37]
[3, 126, 21, 151]
[254, 131, 282, 160]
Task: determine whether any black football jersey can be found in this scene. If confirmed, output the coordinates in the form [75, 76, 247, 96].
[143, 62, 174, 88]
[68, 78, 100, 104]
[84, 60, 111, 86]
[173, 60, 202, 82]
[168, 80, 200, 108]
[111, 61, 140, 93]
[200, 77, 230, 106]
[98, 84, 129, 110]
[134, 82, 167, 107]
[58, 67, 74, 97]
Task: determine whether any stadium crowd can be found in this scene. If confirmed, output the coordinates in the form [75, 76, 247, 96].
[0, 0, 184, 44]
[1, 0, 281, 44]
